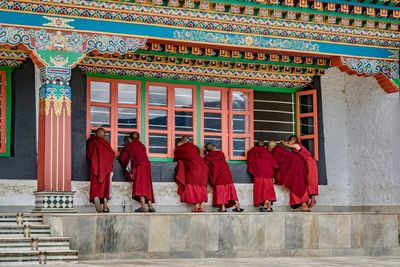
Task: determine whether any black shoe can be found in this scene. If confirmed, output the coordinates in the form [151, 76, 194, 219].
[232, 208, 244, 212]
[148, 207, 156, 213]
[259, 207, 268, 212]
[217, 208, 227, 212]
[135, 207, 145, 213]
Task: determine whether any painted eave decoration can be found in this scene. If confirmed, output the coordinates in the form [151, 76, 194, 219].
[0, 0, 398, 92]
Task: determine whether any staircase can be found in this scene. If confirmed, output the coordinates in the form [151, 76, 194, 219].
[0, 213, 78, 264]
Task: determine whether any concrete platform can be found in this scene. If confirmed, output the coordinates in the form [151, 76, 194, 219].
[3, 257, 400, 267]
[47, 212, 400, 259]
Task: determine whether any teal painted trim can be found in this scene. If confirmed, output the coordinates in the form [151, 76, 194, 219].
[141, 80, 147, 146]
[0, 10, 395, 60]
[135, 50, 329, 70]
[0, 66, 13, 157]
[210, 0, 400, 21]
[253, 86, 301, 93]
[149, 157, 174, 162]
[393, 79, 400, 87]
[316, 0, 400, 11]
[196, 84, 202, 146]
[293, 93, 297, 136]
[226, 160, 246, 164]
[86, 73, 299, 93]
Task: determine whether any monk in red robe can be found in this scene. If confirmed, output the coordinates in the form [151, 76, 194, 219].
[119, 132, 155, 212]
[268, 140, 310, 212]
[204, 143, 243, 212]
[174, 136, 209, 212]
[247, 140, 278, 212]
[118, 136, 131, 180]
[86, 128, 115, 213]
[282, 136, 318, 208]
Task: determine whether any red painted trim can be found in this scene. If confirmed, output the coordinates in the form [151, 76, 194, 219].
[146, 82, 197, 158]
[200, 86, 253, 160]
[200, 86, 229, 157]
[332, 57, 399, 94]
[296, 89, 319, 161]
[229, 88, 254, 160]
[0, 72, 6, 153]
[87, 77, 141, 153]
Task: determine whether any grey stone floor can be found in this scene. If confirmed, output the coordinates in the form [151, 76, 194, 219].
[6, 257, 400, 267]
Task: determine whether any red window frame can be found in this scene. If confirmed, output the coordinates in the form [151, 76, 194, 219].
[0, 72, 6, 154]
[86, 77, 141, 153]
[296, 89, 319, 160]
[201, 87, 254, 160]
[201, 86, 229, 157]
[146, 82, 197, 158]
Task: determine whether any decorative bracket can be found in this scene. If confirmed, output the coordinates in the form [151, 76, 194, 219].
[332, 56, 399, 93]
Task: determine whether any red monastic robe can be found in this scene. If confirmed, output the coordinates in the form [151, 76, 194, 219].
[292, 143, 319, 196]
[174, 143, 209, 204]
[86, 136, 115, 203]
[119, 140, 155, 203]
[271, 145, 309, 207]
[118, 145, 131, 179]
[204, 150, 238, 208]
[247, 146, 278, 206]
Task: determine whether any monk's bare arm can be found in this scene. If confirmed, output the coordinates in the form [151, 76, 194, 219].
[281, 141, 301, 151]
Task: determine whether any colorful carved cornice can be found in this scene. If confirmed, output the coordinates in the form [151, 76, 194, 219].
[1, 0, 398, 49]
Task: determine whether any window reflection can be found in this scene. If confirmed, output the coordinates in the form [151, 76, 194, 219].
[90, 106, 110, 127]
[149, 86, 167, 106]
[118, 83, 137, 104]
[90, 81, 110, 103]
[175, 88, 193, 108]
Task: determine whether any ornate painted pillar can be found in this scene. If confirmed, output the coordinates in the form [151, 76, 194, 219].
[32, 51, 85, 213]
[0, 25, 147, 212]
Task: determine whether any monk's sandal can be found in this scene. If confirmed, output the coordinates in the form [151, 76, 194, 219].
[135, 207, 145, 213]
[148, 207, 156, 212]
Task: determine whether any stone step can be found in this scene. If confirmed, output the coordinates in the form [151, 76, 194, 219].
[0, 237, 71, 251]
[0, 213, 44, 225]
[0, 250, 79, 263]
[0, 224, 51, 237]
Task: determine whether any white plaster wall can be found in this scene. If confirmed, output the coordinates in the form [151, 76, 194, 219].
[321, 68, 400, 205]
[0, 68, 399, 210]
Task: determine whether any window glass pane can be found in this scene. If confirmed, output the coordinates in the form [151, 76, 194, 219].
[118, 108, 137, 129]
[232, 115, 247, 134]
[90, 81, 110, 103]
[204, 113, 221, 133]
[175, 111, 193, 131]
[149, 134, 168, 154]
[300, 117, 314, 135]
[299, 94, 313, 113]
[175, 88, 193, 108]
[232, 91, 249, 111]
[118, 132, 130, 152]
[149, 110, 167, 130]
[204, 90, 221, 109]
[233, 138, 248, 157]
[90, 106, 110, 127]
[149, 85, 167, 106]
[204, 136, 222, 150]
[300, 139, 314, 156]
[118, 83, 137, 105]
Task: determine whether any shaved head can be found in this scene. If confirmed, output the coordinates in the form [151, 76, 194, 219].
[181, 136, 191, 144]
[267, 140, 277, 150]
[205, 143, 215, 152]
[129, 131, 140, 140]
[288, 135, 298, 144]
[96, 128, 106, 139]
[257, 139, 265, 146]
